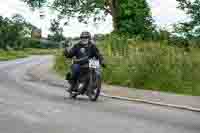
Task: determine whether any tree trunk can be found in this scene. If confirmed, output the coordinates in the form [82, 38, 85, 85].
[109, 0, 120, 32]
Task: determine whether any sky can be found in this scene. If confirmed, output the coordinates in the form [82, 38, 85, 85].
[0, 0, 188, 37]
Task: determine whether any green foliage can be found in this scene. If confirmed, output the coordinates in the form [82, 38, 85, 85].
[23, 0, 47, 8]
[48, 19, 65, 42]
[22, 0, 154, 36]
[12, 13, 26, 24]
[22, 0, 108, 23]
[0, 15, 59, 50]
[117, 0, 154, 38]
[0, 15, 33, 50]
[176, 0, 200, 37]
[47, 18, 66, 47]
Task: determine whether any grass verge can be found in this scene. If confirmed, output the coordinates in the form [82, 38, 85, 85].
[0, 50, 28, 61]
[54, 36, 200, 96]
[0, 48, 58, 61]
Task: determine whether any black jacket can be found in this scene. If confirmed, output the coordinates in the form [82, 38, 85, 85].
[64, 41, 104, 65]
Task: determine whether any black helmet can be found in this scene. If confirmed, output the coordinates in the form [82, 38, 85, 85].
[80, 31, 91, 39]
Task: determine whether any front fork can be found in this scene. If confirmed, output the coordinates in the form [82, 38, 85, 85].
[88, 68, 101, 91]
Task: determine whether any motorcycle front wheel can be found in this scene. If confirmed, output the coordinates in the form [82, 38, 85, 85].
[88, 72, 101, 101]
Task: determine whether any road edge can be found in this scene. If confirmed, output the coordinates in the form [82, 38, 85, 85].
[101, 93, 200, 112]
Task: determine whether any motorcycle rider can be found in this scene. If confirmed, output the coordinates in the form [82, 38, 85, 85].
[64, 31, 105, 92]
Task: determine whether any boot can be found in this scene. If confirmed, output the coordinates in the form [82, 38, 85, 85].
[67, 80, 76, 92]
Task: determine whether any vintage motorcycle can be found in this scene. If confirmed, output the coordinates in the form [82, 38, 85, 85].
[66, 57, 102, 101]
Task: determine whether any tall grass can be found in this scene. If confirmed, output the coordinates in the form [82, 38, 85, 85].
[101, 35, 200, 95]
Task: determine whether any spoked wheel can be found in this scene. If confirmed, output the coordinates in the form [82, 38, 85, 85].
[88, 73, 101, 101]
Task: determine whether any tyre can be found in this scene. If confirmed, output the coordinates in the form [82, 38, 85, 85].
[88, 73, 101, 101]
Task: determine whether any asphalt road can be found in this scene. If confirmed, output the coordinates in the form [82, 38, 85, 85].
[0, 56, 200, 133]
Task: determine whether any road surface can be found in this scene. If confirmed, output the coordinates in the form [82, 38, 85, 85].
[0, 56, 199, 133]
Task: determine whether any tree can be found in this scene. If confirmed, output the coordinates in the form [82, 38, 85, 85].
[176, 0, 200, 37]
[0, 17, 20, 50]
[0, 15, 38, 50]
[48, 19, 65, 42]
[12, 13, 26, 24]
[49, 19, 62, 34]
[117, 0, 154, 37]
[22, 0, 154, 37]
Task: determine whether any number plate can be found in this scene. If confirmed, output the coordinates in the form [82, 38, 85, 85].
[89, 59, 100, 68]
